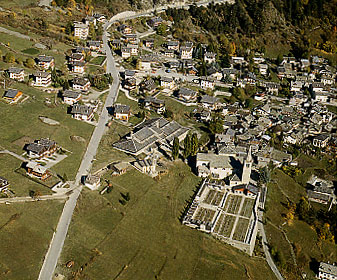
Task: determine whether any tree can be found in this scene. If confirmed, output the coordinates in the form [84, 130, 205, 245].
[4, 53, 15, 63]
[63, 173, 68, 182]
[183, 134, 191, 159]
[157, 23, 167, 36]
[172, 137, 179, 160]
[209, 116, 224, 134]
[89, 23, 96, 40]
[24, 58, 35, 68]
[65, 21, 73, 35]
[191, 133, 199, 156]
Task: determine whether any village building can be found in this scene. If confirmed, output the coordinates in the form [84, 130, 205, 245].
[0, 177, 9, 192]
[167, 40, 180, 51]
[148, 16, 163, 28]
[307, 175, 335, 205]
[204, 52, 216, 64]
[25, 138, 57, 159]
[84, 174, 101, 190]
[160, 76, 175, 89]
[3, 89, 23, 103]
[36, 55, 55, 70]
[142, 96, 165, 114]
[72, 77, 91, 91]
[313, 134, 330, 148]
[87, 40, 103, 52]
[71, 104, 94, 121]
[117, 24, 132, 34]
[8, 67, 24, 81]
[178, 87, 198, 103]
[26, 162, 51, 181]
[109, 162, 129, 176]
[318, 262, 337, 280]
[32, 71, 52, 87]
[74, 21, 89, 39]
[200, 95, 221, 110]
[69, 52, 85, 63]
[200, 77, 215, 90]
[113, 117, 189, 156]
[113, 104, 131, 121]
[62, 90, 82, 105]
[180, 46, 193, 59]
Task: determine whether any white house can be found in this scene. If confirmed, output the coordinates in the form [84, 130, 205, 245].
[74, 22, 89, 40]
[200, 77, 215, 90]
[196, 153, 233, 179]
[160, 77, 175, 89]
[318, 262, 337, 280]
[8, 67, 24, 81]
[180, 46, 193, 59]
[62, 90, 82, 105]
[84, 174, 100, 190]
[72, 77, 91, 91]
[204, 52, 216, 64]
[37, 55, 55, 70]
[71, 104, 94, 121]
[32, 71, 51, 87]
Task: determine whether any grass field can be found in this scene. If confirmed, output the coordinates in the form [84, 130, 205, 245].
[56, 162, 276, 279]
[265, 167, 337, 279]
[0, 82, 94, 181]
[90, 56, 106, 66]
[0, 200, 64, 279]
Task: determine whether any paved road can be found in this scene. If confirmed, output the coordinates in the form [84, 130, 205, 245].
[0, 150, 27, 162]
[38, 21, 120, 280]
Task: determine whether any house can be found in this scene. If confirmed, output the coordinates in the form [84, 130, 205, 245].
[84, 15, 96, 27]
[3, 89, 23, 103]
[123, 78, 136, 90]
[32, 71, 52, 87]
[62, 90, 82, 105]
[166, 40, 179, 51]
[71, 104, 94, 121]
[200, 77, 215, 90]
[109, 162, 129, 176]
[124, 33, 138, 44]
[178, 87, 198, 103]
[124, 69, 136, 80]
[163, 49, 175, 58]
[8, 67, 24, 81]
[87, 40, 103, 52]
[143, 96, 165, 114]
[231, 56, 246, 65]
[72, 77, 91, 91]
[140, 78, 157, 94]
[180, 46, 193, 59]
[121, 47, 131, 59]
[307, 175, 335, 204]
[0, 177, 9, 192]
[70, 61, 85, 74]
[69, 52, 85, 63]
[148, 16, 163, 28]
[232, 184, 259, 198]
[139, 57, 152, 70]
[113, 117, 189, 155]
[290, 81, 303, 92]
[26, 162, 51, 181]
[25, 138, 57, 159]
[314, 92, 330, 103]
[93, 13, 106, 23]
[204, 52, 216, 64]
[37, 55, 55, 70]
[258, 64, 268, 75]
[84, 174, 100, 190]
[313, 134, 330, 148]
[117, 24, 132, 34]
[127, 44, 139, 56]
[160, 77, 175, 89]
[133, 156, 157, 176]
[114, 104, 131, 121]
[144, 38, 154, 48]
[74, 21, 89, 39]
[318, 262, 337, 280]
[200, 95, 220, 110]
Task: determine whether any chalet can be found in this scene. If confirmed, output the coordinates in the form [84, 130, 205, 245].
[290, 81, 303, 92]
[71, 104, 94, 121]
[160, 77, 175, 89]
[180, 46, 193, 59]
[114, 104, 131, 121]
[70, 61, 85, 74]
[139, 57, 152, 70]
[121, 47, 131, 59]
[72, 77, 91, 91]
[8, 67, 24, 81]
[140, 78, 157, 94]
[123, 77, 136, 90]
[37, 55, 54, 70]
[0, 177, 9, 192]
[87, 40, 103, 52]
[144, 38, 154, 48]
[117, 24, 132, 34]
[62, 90, 82, 105]
[93, 13, 106, 23]
[127, 44, 139, 56]
[307, 175, 335, 204]
[166, 40, 179, 51]
[26, 162, 51, 181]
[124, 34, 138, 44]
[200, 77, 215, 90]
[313, 134, 330, 148]
[253, 57, 265, 64]
[69, 52, 85, 63]
[74, 22, 89, 39]
[32, 71, 52, 87]
[84, 15, 96, 27]
[143, 96, 165, 114]
[318, 262, 337, 280]
[204, 52, 216, 64]
[163, 49, 175, 58]
[26, 138, 57, 159]
[3, 89, 22, 103]
[148, 17, 163, 28]
[223, 68, 238, 80]
[124, 69, 136, 80]
[200, 95, 220, 110]
[231, 56, 246, 65]
[258, 64, 268, 75]
[178, 87, 198, 103]
[73, 46, 90, 55]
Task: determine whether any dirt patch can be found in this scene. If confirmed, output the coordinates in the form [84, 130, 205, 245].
[70, 135, 86, 143]
[39, 116, 60, 126]
[12, 136, 33, 148]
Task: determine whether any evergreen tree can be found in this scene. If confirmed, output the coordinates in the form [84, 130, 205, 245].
[183, 134, 191, 159]
[191, 133, 199, 156]
[172, 137, 179, 160]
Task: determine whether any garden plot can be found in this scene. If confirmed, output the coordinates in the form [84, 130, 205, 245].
[224, 194, 243, 214]
[213, 213, 236, 238]
[232, 217, 250, 242]
[239, 198, 255, 218]
[203, 189, 225, 206]
[193, 207, 216, 224]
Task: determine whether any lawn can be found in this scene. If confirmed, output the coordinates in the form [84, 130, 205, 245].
[0, 200, 64, 279]
[56, 162, 276, 279]
[265, 167, 337, 279]
[90, 56, 106, 66]
[0, 82, 94, 181]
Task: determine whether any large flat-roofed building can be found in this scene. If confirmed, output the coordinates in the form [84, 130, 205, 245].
[183, 180, 260, 256]
[113, 117, 189, 156]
